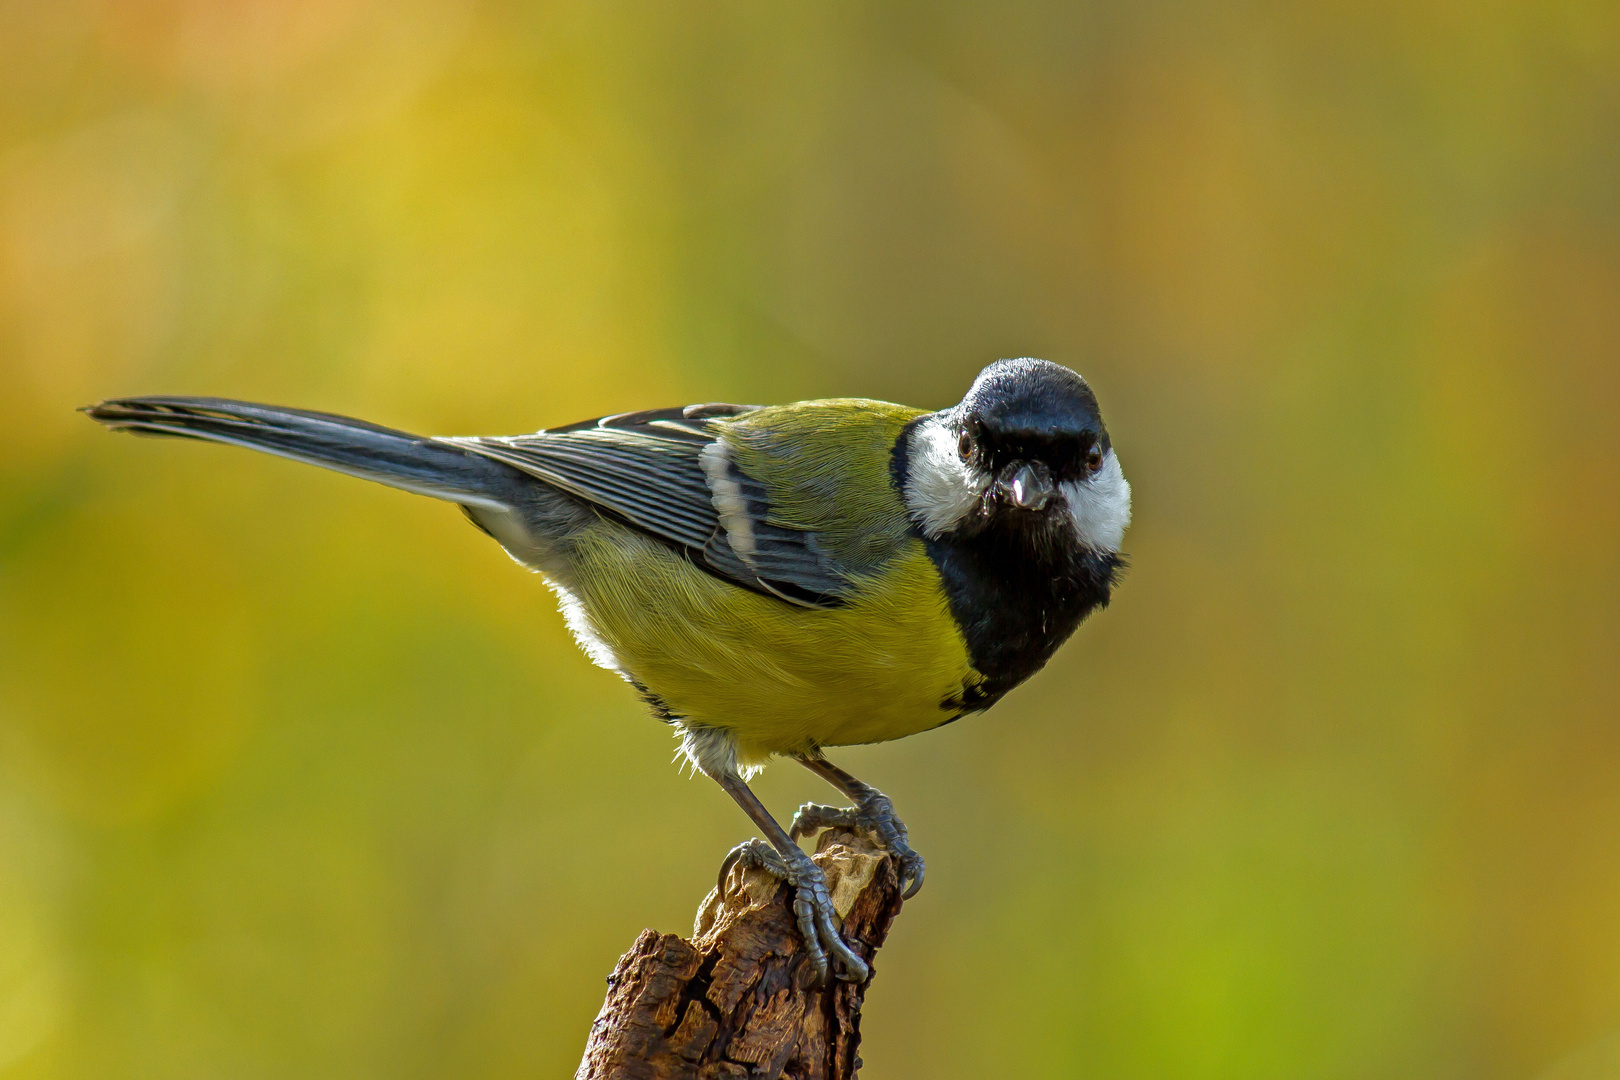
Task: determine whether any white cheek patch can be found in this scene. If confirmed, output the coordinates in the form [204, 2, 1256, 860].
[903, 417, 989, 539]
[1061, 450, 1131, 553]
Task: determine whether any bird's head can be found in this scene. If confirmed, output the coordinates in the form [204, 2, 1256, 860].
[901, 358, 1131, 556]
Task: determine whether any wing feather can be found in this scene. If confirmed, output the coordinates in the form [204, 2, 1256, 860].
[440, 404, 853, 606]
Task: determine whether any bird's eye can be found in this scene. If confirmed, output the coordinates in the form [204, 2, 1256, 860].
[958, 429, 973, 461]
[1086, 445, 1104, 472]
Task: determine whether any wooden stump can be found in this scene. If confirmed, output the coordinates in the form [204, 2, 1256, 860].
[576, 830, 905, 1080]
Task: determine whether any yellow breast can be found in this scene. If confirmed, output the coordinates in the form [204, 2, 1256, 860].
[557, 522, 981, 765]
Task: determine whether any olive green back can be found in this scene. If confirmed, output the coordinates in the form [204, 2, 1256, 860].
[716, 399, 925, 579]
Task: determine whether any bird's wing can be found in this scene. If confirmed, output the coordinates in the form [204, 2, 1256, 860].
[710, 398, 924, 584]
[440, 402, 892, 608]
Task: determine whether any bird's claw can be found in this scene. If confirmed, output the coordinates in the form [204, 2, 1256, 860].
[790, 793, 926, 900]
[718, 838, 870, 987]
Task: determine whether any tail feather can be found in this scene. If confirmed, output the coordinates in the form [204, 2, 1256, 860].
[83, 396, 522, 510]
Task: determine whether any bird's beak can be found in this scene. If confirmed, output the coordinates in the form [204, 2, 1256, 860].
[994, 460, 1055, 511]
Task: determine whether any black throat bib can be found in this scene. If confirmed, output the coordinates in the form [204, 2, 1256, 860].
[893, 420, 1120, 714]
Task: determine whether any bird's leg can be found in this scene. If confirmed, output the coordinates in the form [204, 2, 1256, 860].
[792, 753, 926, 899]
[710, 769, 871, 986]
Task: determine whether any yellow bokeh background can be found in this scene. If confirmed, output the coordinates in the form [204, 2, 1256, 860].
[3, 3, 1619, 1077]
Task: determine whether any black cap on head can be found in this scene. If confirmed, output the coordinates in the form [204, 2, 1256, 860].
[958, 358, 1109, 454]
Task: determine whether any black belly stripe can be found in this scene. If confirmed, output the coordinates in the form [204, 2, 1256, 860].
[925, 531, 1118, 711]
[628, 677, 680, 723]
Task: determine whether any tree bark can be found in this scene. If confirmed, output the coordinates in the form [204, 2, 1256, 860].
[576, 830, 905, 1080]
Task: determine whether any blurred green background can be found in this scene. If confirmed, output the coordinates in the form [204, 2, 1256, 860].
[2, 2, 1618, 1077]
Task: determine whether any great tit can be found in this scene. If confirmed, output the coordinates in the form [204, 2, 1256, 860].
[84, 357, 1131, 983]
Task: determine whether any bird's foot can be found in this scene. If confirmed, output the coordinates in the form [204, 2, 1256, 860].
[790, 791, 925, 899]
[718, 838, 870, 987]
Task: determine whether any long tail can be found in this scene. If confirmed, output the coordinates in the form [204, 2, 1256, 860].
[83, 396, 525, 511]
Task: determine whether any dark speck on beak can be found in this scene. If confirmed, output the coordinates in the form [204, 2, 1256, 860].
[995, 461, 1054, 511]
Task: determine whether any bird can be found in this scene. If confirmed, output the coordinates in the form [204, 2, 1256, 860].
[83, 357, 1131, 984]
